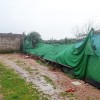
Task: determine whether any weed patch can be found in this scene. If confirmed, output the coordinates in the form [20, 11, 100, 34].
[0, 63, 49, 100]
[42, 75, 56, 89]
[36, 60, 49, 66]
[61, 92, 75, 100]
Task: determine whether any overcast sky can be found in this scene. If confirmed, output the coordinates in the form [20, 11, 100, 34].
[0, 0, 100, 40]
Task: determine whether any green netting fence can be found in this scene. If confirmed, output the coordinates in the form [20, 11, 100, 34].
[23, 28, 100, 88]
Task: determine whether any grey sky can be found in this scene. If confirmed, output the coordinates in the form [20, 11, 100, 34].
[0, 0, 100, 40]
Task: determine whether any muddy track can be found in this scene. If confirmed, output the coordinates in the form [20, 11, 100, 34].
[0, 54, 71, 100]
[0, 54, 100, 100]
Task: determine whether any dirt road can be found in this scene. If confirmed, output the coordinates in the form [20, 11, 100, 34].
[0, 54, 100, 100]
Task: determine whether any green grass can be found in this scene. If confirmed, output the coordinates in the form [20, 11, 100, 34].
[0, 63, 49, 100]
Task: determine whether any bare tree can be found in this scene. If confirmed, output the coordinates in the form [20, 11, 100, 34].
[72, 21, 95, 40]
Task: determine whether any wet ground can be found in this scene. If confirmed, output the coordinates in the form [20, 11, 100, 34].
[0, 53, 100, 100]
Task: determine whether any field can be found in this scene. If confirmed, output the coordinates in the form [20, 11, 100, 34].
[0, 54, 100, 100]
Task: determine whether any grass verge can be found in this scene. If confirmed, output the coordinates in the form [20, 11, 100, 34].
[0, 63, 48, 100]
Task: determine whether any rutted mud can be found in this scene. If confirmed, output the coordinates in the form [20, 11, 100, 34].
[0, 54, 100, 100]
[0, 54, 70, 100]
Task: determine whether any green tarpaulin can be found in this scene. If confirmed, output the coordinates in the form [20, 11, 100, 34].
[23, 28, 100, 88]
